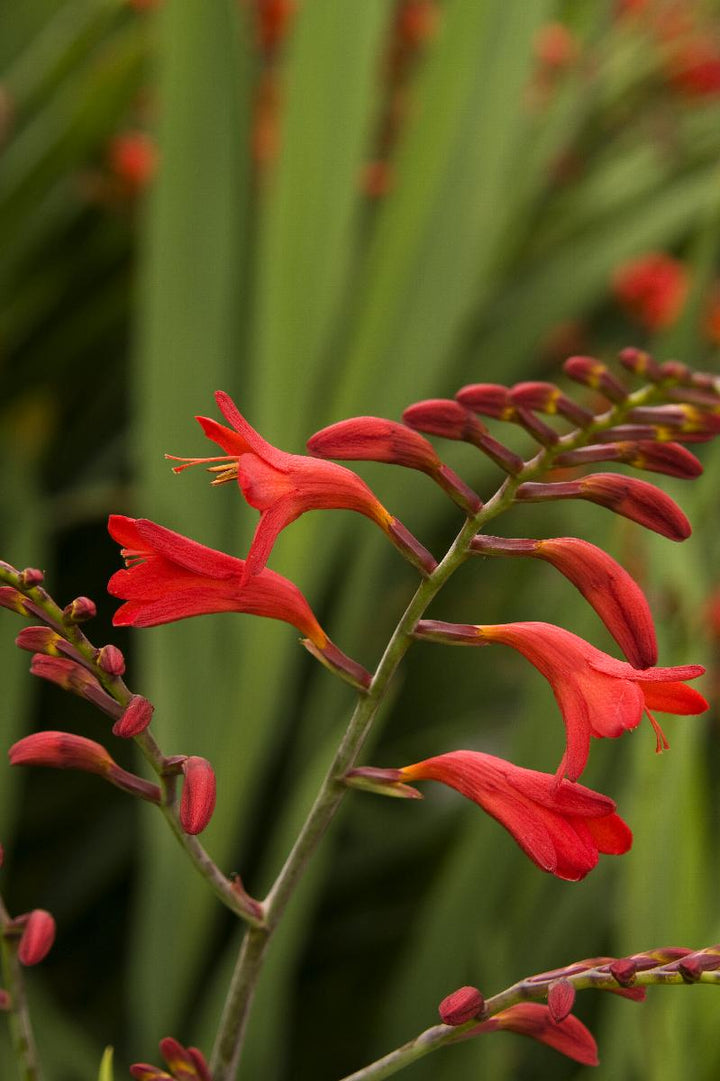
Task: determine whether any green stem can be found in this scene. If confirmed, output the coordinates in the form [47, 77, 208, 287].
[0, 895, 42, 1081]
[209, 381, 667, 1078]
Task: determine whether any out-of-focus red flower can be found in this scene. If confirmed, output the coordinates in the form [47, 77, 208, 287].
[415, 620, 707, 781]
[108, 515, 371, 688]
[17, 909, 56, 967]
[169, 391, 436, 578]
[256, 0, 296, 54]
[612, 253, 689, 331]
[398, 751, 631, 881]
[131, 1037, 211, 1081]
[396, 0, 440, 48]
[107, 131, 158, 195]
[534, 23, 580, 69]
[703, 283, 720, 344]
[666, 37, 720, 96]
[470, 1003, 598, 1066]
[470, 535, 658, 668]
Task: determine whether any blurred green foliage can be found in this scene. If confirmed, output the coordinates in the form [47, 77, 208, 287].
[1, 1, 720, 1078]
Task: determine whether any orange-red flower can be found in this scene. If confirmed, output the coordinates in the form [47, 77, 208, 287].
[415, 620, 707, 781]
[107, 515, 370, 688]
[397, 751, 631, 880]
[470, 1003, 598, 1066]
[169, 391, 436, 578]
[612, 253, 689, 331]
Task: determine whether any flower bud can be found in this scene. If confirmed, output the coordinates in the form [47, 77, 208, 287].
[0, 989, 10, 1011]
[456, 383, 514, 419]
[112, 695, 155, 739]
[19, 568, 44, 588]
[0, 587, 30, 615]
[97, 644, 126, 676]
[308, 416, 482, 514]
[17, 909, 56, 966]
[15, 626, 64, 656]
[180, 757, 217, 835]
[554, 440, 703, 480]
[547, 978, 575, 1023]
[609, 958, 637, 986]
[30, 655, 122, 718]
[63, 596, 97, 623]
[403, 399, 525, 474]
[618, 347, 663, 382]
[510, 382, 593, 427]
[438, 985, 485, 1025]
[159, 1037, 212, 1081]
[563, 356, 629, 402]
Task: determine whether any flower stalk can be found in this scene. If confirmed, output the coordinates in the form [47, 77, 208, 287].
[0, 892, 42, 1081]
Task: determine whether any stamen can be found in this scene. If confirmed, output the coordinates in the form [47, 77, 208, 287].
[165, 453, 236, 475]
[646, 709, 670, 753]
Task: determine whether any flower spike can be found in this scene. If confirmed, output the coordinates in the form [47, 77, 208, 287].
[306, 416, 482, 515]
[470, 535, 657, 668]
[169, 391, 437, 578]
[415, 620, 706, 781]
[396, 751, 631, 880]
[108, 516, 371, 689]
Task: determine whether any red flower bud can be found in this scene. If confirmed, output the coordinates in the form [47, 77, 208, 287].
[609, 958, 637, 986]
[439, 986, 485, 1025]
[17, 909, 56, 966]
[563, 356, 629, 402]
[456, 383, 514, 419]
[612, 254, 689, 331]
[516, 473, 691, 542]
[15, 626, 64, 656]
[30, 655, 122, 718]
[62, 596, 97, 623]
[403, 400, 524, 474]
[618, 347, 663, 382]
[0, 586, 30, 615]
[307, 416, 482, 514]
[112, 695, 155, 739]
[509, 382, 593, 427]
[97, 644, 126, 676]
[180, 757, 217, 835]
[554, 440, 703, 480]
[547, 978, 575, 1023]
[19, 568, 44, 588]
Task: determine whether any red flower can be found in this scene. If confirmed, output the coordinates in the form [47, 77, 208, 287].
[168, 391, 436, 578]
[470, 535, 658, 668]
[612, 253, 689, 331]
[131, 1037, 211, 1081]
[107, 132, 158, 194]
[471, 1003, 598, 1066]
[108, 515, 370, 689]
[415, 620, 707, 781]
[398, 751, 631, 881]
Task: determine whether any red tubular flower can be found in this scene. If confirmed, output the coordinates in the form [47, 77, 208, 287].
[179, 757, 217, 835]
[17, 909, 56, 967]
[415, 620, 707, 781]
[168, 391, 437, 578]
[515, 472, 691, 541]
[470, 1003, 598, 1066]
[397, 751, 631, 880]
[402, 399, 525, 474]
[108, 515, 370, 689]
[9, 732, 161, 803]
[612, 254, 689, 331]
[306, 416, 482, 514]
[470, 535, 657, 668]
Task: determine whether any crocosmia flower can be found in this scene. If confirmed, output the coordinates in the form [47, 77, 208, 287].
[108, 515, 370, 688]
[130, 1037, 211, 1081]
[168, 391, 436, 578]
[612, 253, 689, 331]
[415, 620, 707, 781]
[470, 1003, 598, 1066]
[376, 750, 632, 880]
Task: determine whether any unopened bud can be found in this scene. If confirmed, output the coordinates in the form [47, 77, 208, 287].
[678, 957, 703, 982]
[609, 958, 637, 986]
[0, 586, 30, 615]
[63, 596, 97, 623]
[563, 356, 629, 402]
[17, 909, 56, 966]
[180, 757, 217, 835]
[510, 382, 593, 427]
[112, 695, 154, 739]
[19, 568, 44, 588]
[456, 383, 514, 419]
[403, 399, 524, 473]
[659, 360, 690, 383]
[159, 1037, 211, 1081]
[30, 655, 122, 718]
[438, 986, 485, 1026]
[0, 989, 10, 1010]
[618, 347, 662, 382]
[15, 626, 64, 656]
[97, 644, 126, 676]
[547, 978, 575, 1022]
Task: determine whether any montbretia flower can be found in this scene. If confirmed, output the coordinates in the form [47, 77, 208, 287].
[373, 751, 632, 880]
[9, 732, 161, 803]
[470, 1003, 598, 1066]
[306, 415, 482, 514]
[612, 253, 689, 331]
[515, 472, 691, 541]
[415, 621, 707, 781]
[470, 535, 657, 668]
[168, 391, 436, 578]
[108, 515, 370, 689]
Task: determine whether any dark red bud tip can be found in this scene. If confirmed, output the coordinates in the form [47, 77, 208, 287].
[19, 568, 44, 588]
[98, 644, 126, 676]
[609, 958, 637, 986]
[112, 695, 155, 739]
[618, 347, 662, 381]
[439, 986, 485, 1026]
[547, 978, 576, 1023]
[180, 757, 217, 835]
[63, 596, 97, 623]
[344, 766, 422, 799]
[0, 989, 10, 1011]
[17, 909, 56, 966]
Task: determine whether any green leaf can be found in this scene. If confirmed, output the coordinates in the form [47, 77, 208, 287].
[98, 1046, 114, 1081]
